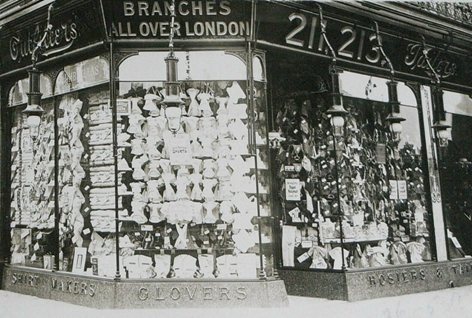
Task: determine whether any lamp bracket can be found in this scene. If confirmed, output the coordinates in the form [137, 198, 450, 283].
[168, 0, 177, 55]
[31, 4, 54, 66]
[373, 21, 394, 79]
[317, 4, 336, 64]
[420, 35, 441, 86]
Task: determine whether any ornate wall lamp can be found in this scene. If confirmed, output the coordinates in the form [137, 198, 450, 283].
[385, 80, 405, 143]
[22, 4, 54, 140]
[326, 66, 349, 138]
[431, 88, 450, 148]
[162, 0, 184, 134]
[319, 4, 348, 271]
[372, 21, 405, 143]
[421, 36, 450, 149]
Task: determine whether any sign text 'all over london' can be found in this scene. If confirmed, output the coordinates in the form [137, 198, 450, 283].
[110, 1, 250, 38]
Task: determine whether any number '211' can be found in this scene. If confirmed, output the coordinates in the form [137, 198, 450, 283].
[285, 12, 382, 64]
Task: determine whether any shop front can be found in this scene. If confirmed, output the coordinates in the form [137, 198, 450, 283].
[255, 1, 472, 301]
[0, 0, 286, 308]
[1, 0, 472, 307]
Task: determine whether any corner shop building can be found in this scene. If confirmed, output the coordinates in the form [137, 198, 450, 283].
[1, 0, 472, 307]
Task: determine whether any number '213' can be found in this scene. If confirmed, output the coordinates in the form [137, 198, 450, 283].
[285, 12, 382, 64]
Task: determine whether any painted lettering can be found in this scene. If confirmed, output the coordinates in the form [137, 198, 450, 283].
[170, 287, 181, 300]
[138, 1, 150, 16]
[236, 287, 247, 300]
[10, 21, 78, 62]
[404, 43, 457, 78]
[368, 275, 377, 286]
[156, 287, 166, 300]
[219, 287, 230, 300]
[139, 287, 149, 301]
[122, 0, 232, 16]
[378, 274, 386, 286]
[123, 1, 135, 16]
[186, 287, 197, 300]
[203, 287, 213, 300]
[179, 1, 190, 16]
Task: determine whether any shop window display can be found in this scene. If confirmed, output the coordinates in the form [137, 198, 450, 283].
[9, 101, 55, 268]
[111, 51, 273, 279]
[440, 92, 472, 258]
[274, 83, 432, 270]
[8, 55, 113, 274]
[56, 88, 116, 273]
[8, 50, 272, 279]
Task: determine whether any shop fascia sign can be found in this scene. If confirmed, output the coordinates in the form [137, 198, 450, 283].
[110, 0, 250, 39]
[9, 20, 78, 63]
[257, 3, 463, 82]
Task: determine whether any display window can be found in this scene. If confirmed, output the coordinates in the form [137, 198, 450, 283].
[8, 55, 111, 273]
[9, 100, 55, 268]
[271, 65, 432, 270]
[439, 91, 472, 259]
[112, 50, 273, 279]
[8, 50, 274, 280]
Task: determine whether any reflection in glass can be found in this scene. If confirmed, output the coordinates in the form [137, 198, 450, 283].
[440, 106, 472, 258]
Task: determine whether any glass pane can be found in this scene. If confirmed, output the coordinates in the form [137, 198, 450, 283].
[274, 94, 431, 270]
[340, 71, 417, 106]
[113, 50, 271, 279]
[56, 88, 119, 276]
[441, 102, 472, 258]
[55, 57, 109, 94]
[443, 90, 472, 116]
[119, 51, 247, 81]
[253, 56, 265, 82]
[10, 102, 55, 268]
[253, 80, 273, 277]
[8, 74, 53, 106]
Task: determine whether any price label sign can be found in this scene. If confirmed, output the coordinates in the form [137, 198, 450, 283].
[285, 178, 301, 201]
[397, 180, 408, 200]
[389, 180, 399, 200]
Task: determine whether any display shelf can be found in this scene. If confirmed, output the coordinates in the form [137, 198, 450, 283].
[133, 247, 236, 253]
[323, 236, 389, 244]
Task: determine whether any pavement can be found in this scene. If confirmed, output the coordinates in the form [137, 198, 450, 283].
[1, 285, 472, 318]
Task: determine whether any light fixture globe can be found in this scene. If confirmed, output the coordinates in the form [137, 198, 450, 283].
[23, 103, 45, 119]
[23, 67, 44, 140]
[432, 120, 451, 148]
[326, 104, 349, 137]
[330, 115, 345, 128]
[385, 113, 405, 142]
[165, 106, 182, 133]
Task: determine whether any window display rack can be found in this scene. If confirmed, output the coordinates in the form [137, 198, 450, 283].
[274, 94, 432, 271]
[8, 51, 275, 281]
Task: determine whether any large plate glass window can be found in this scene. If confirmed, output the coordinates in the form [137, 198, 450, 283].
[273, 66, 432, 271]
[440, 91, 472, 259]
[113, 50, 273, 279]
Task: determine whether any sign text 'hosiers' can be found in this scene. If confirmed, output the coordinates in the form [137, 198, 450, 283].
[110, 1, 250, 38]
